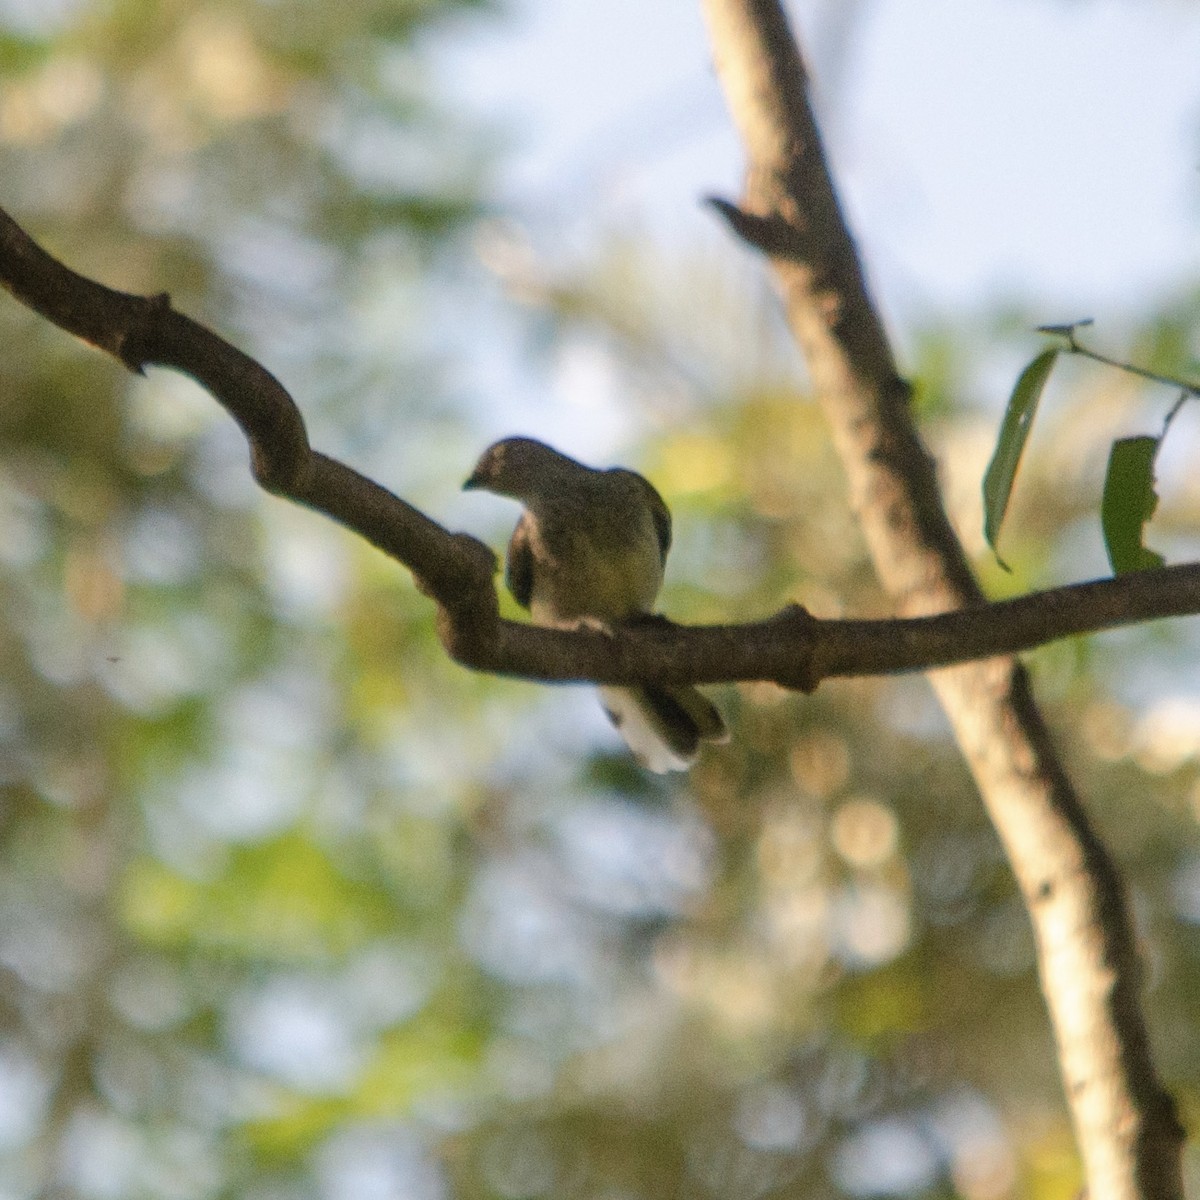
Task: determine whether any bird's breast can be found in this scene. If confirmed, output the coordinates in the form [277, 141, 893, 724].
[527, 509, 663, 624]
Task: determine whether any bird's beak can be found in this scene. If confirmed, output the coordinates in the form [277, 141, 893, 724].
[462, 471, 483, 491]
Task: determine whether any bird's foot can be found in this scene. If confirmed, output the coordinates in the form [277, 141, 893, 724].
[571, 615, 617, 638]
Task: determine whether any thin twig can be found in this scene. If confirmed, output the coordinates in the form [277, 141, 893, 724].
[1042, 322, 1200, 399]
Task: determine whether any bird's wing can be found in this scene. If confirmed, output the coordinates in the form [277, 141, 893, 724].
[635, 475, 672, 562]
[505, 511, 535, 609]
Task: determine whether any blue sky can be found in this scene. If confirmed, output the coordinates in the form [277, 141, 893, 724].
[441, 0, 1200, 325]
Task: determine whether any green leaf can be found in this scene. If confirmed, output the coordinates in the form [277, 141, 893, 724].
[1102, 436, 1166, 575]
[982, 349, 1059, 568]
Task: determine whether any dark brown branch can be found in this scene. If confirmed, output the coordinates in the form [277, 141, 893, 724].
[1, 204, 1199, 709]
[811, 563, 1200, 680]
[700, 1, 1184, 1195]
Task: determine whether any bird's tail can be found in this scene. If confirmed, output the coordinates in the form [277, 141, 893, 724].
[599, 685, 728, 773]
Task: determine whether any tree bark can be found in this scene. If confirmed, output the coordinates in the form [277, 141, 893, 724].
[699, 1, 1184, 1195]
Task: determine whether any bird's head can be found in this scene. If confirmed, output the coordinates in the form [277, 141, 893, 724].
[463, 437, 575, 500]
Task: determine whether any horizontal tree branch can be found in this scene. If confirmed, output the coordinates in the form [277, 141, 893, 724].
[1, 203, 1197, 699]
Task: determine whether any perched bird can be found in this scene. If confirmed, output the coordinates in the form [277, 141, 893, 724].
[464, 436, 727, 772]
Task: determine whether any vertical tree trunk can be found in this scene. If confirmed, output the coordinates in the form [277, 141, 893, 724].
[699, 1, 1183, 1194]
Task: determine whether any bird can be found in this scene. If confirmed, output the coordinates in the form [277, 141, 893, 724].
[464, 436, 727, 772]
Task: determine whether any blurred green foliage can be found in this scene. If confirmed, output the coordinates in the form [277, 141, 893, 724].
[2, 3, 1200, 1200]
